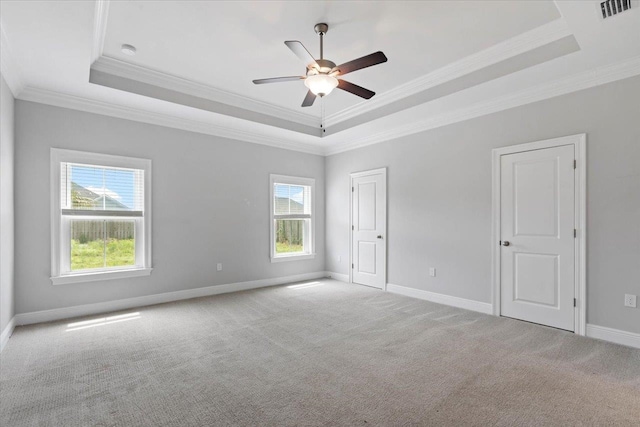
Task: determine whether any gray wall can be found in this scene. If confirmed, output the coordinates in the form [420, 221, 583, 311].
[1, 75, 15, 334]
[326, 75, 640, 334]
[15, 101, 325, 314]
[10, 76, 640, 336]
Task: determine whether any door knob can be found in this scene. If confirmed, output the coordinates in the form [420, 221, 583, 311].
[377, 235, 383, 239]
[502, 241, 510, 246]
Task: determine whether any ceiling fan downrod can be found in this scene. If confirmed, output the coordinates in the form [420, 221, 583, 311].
[314, 23, 328, 61]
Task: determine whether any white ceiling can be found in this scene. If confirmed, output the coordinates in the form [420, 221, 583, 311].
[1, 1, 639, 155]
[102, 0, 560, 115]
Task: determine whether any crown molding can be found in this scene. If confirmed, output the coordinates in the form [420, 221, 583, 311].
[89, 0, 318, 130]
[88, 16, 573, 136]
[325, 56, 640, 156]
[16, 56, 639, 158]
[18, 87, 325, 156]
[324, 19, 573, 128]
[90, 0, 110, 65]
[92, 56, 320, 129]
[0, 20, 25, 97]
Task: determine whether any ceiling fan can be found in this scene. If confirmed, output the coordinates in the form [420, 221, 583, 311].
[253, 23, 387, 107]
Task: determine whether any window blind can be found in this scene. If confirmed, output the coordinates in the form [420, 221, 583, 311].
[61, 163, 144, 217]
[274, 183, 311, 218]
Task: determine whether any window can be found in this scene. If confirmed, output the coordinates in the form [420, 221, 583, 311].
[270, 174, 315, 262]
[51, 149, 152, 284]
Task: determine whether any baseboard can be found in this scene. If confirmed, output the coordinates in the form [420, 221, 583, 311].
[326, 271, 349, 283]
[386, 283, 493, 315]
[0, 316, 16, 353]
[586, 324, 640, 349]
[15, 271, 328, 326]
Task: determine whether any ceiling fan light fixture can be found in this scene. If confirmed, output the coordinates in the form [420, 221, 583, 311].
[304, 74, 338, 97]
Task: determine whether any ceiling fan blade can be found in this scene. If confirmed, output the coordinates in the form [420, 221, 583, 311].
[285, 41, 318, 69]
[253, 76, 305, 85]
[301, 90, 316, 107]
[337, 79, 375, 99]
[332, 51, 387, 76]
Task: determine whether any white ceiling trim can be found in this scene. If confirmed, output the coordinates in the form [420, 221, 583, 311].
[0, 20, 25, 97]
[325, 56, 640, 156]
[323, 19, 573, 128]
[17, 86, 325, 156]
[90, 0, 319, 130]
[90, 0, 110, 65]
[90, 4, 573, 134]
[15, 56, 639, 158]
[92, 56, 320, 129]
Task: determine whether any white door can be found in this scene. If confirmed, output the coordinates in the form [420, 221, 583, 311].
[500, 145, 575, 331]
[351, 169, 386, 289]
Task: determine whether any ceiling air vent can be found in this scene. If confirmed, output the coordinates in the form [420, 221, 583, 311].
[600, 0, 635, 19]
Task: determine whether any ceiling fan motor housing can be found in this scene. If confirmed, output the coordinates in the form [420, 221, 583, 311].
[308, 59, 337, 75]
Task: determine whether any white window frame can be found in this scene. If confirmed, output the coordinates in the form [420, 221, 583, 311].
[50, 148, 152, 285]
[269, 174, 316, 262]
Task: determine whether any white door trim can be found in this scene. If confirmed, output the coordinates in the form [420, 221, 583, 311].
[491, 134, 587, 335]
[350, 168, 387, 289]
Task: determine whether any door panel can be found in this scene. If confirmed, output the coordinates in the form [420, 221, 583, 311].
[358, 182, 377, 230]
[514, 253, 558, 307]
[358, 242, 376, 274]
[352, 171, 386, 289]
[501, 145, 575, 331]
[514, 159, 558, 237]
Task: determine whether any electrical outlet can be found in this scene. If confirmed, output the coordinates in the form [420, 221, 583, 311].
[429, 268, 436, 277]
[217, 263, 222, 272]
[624, 294, 637, 308]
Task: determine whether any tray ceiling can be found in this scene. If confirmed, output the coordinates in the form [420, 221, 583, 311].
[1, 1, 639, 155]
[101, 0, 561, 116]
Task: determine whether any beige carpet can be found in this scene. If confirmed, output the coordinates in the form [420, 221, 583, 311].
[1, 279, 639, 426]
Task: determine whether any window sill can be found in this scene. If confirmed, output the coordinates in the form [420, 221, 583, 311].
[270, 253, 316, 263]
[51, 268, 153, 285]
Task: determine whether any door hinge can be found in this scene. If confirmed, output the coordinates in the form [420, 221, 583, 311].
[574, 298, 577, 307]
[574, 159, 577, 169]
[352, 225, 354, 230]
[574, 229, 577, 238]
[352, 263, 354, 269]
[352, 186, 354, 192]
